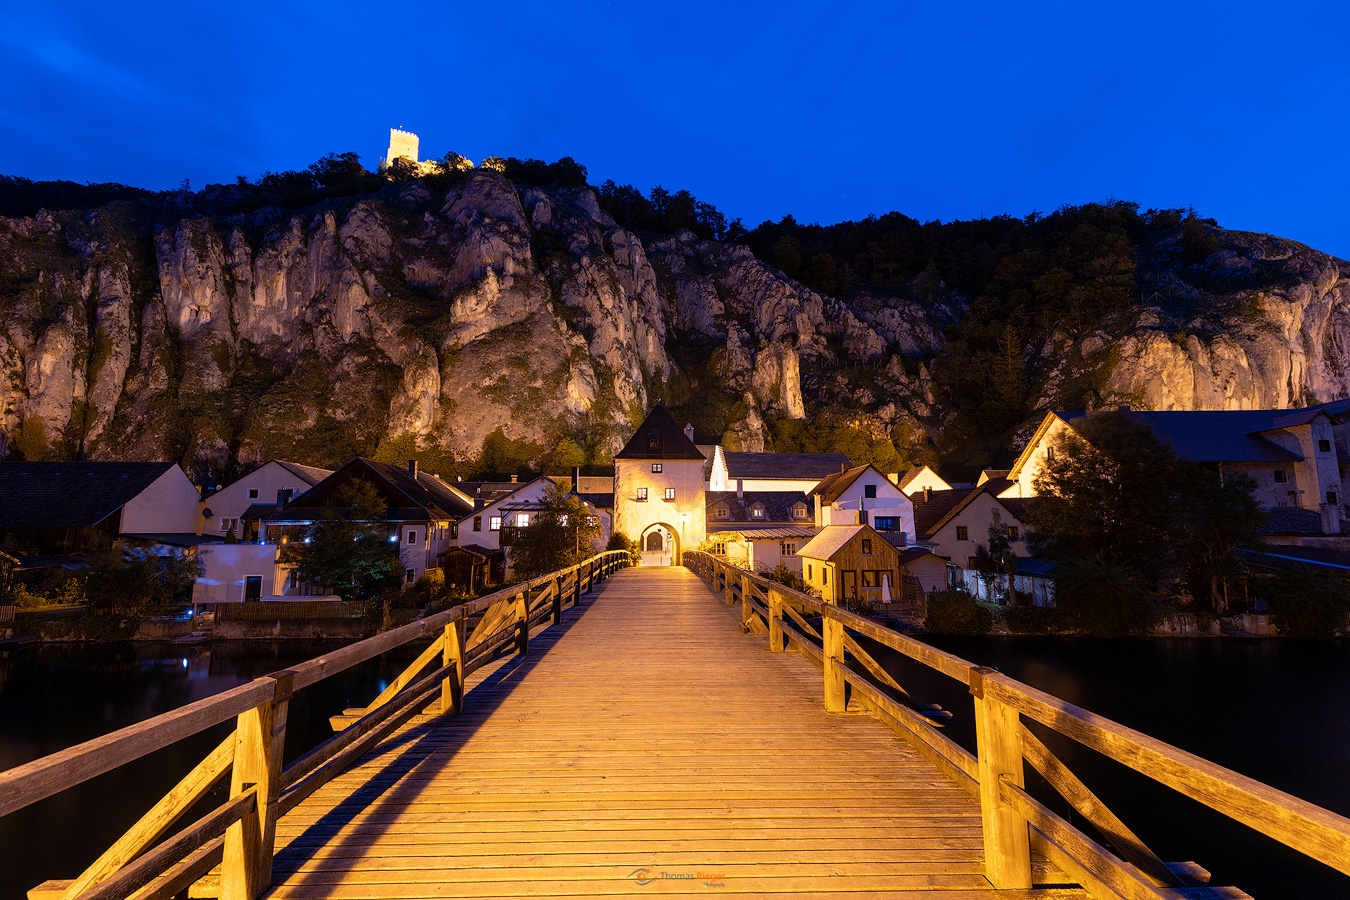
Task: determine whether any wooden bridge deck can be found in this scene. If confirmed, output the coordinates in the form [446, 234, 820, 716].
[268, 567, 1084, 899]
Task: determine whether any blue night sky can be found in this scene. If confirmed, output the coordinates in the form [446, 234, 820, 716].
[1, 1, 1347, 258]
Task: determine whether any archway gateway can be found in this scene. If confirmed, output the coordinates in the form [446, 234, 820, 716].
[639, 523, 679, 566]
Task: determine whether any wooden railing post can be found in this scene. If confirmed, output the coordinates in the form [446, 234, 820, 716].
[552, 575, 563, 624]
[822, 612, 846, 712]
[221, 670, 293, 900]
[441, 617, 465, 715]
[740, 574, 753, 627]
[768, 586, 784, 652]
[573, 566, 582, 607]
[515, 590, 529, 655]
[970, 666, 1032, 889]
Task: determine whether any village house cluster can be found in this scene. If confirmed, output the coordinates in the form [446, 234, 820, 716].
[4, 401, 1350, 608]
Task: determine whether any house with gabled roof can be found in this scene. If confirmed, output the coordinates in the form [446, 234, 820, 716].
[708, 448, 852, 494]
[1007, 404, 1350, 535]
[0, 461, 202, 555]
[201, 460, 334, 541]
[912, 482, 1031, 568]
[797, 524, 907, 606]
[895, 465, 952, 497]
[810, 463, 915, 546]
[613, 406, 708, 564]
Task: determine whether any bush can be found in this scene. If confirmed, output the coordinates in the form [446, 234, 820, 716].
[394, 569, 447, 610]
[1265, 569, 1350, 638]
[1003, 605, 1059, 634]
[925, 591, 992, 635]
[764, 564, 817, 597]
[1053, 559, 1160, 637]
[607, 531, 641, 567]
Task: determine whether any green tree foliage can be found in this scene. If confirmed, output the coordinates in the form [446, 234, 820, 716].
[508, 482, 602, 578]
[1264, 569, 1350, 638]
[924, 591, 992, 635]
[596, 180, 731, 241]
[607, 530, 641, 567]
[13, 416, 49, 461]
[768, 413, 905, 473]
[478, 427, 542, 478]
[502, 157, 589, 188]
[540, 437, 586, 474]
[764, 564, 818, 598]
[278, 480, 401, 609]
[85, 544, 203, 614]
[1171, 466, 1263, 610]
[1050, 558, 1160, 637]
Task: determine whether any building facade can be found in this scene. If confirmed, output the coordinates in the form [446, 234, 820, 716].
[613, 407, 708, 564]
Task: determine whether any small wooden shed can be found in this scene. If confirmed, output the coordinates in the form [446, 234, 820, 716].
[797, 524, 903, 606]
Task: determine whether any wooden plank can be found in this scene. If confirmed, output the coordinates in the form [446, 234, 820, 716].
[971, 667, 1031, 888]
[62, 733, 235, 899]
[983, 670, 1350, 876]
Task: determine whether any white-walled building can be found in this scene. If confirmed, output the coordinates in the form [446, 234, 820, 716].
[201, 460, 332, 540]
[708, 449, 851, 493]
[809, 464, 915, 546]
[613, 407, 708, 565]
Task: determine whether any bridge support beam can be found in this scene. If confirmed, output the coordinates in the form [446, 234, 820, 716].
[515, 590, 529, 655]
[222, 670, 293, 900]
[768, 588, 785, 652]
[823, 613, 846, 712]
[441, 618, 465, 716]
[970, 666, 1032, 889]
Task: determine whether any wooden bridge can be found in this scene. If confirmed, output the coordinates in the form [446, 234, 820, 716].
[3, 551, 1350, 899]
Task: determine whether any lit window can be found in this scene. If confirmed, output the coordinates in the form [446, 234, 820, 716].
[864, 484, 877, 499]
[637, 487, 648, 501]
[1319, 439, 1332, 453]
[1274, 470, 1288, 483]
[1008, 526, 1019, 540]
[751, 505, 764, 518]
[956, 526, 968, 541]
[490, 516, 502, 531]
[652, 463, 662, 473]
[516, 513, 530, 527]
[664, 488, 675, 500]
[862, 571, 880, 588]
[248, 489, 259, 499]
[781, 542, 796, 556]
[220, 518, 237, 533]
[862, 539, 872, 555]
[473, 516, 482, 532]
[647, 436, 660, 449]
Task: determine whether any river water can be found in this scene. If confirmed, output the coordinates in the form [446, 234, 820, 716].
[0, 636, 1346, 899]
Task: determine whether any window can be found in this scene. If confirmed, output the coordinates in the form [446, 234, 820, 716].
[751, 504, 765, 518]
[516, 513, 530, 527]
[861, 539, 873, 555]
[220, 518, 238, 533]
[248, 488, 259, 499]
[713, 542, 727, 555]
[473, 516, 482, 532]
[490, 516, 502, 531]
[875, 516, 898, 531]
[1319, 439, 1332, 453]
[652, 463, 663, 473]
[864, 484, 877, 499]
[451, 522, 459, 539]
[405, 569, 416, 583]
[792, 503, 808, 519]
[408, 530, 418, 545]
[637, 487, 648, 501]
[664, 488, 675, 500]
[956, 526, 969, 541]
[715, 507, 729, 519]
[807, 564, 813, 580]
[1274, 470, 1288, 483]
[862, 570, 880, 588]
[781, 542, 796, 557]
[647, 436, 660, 449]
[1329, 491, 1339, 505]
[1008, 526, 1019, 541]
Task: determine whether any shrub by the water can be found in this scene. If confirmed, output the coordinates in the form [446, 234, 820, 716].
[1052, 559, 1160, 637]
[1003, 605, 1059, 634]
[924, 591, 992, 635]
[1265, 569, 1350, 638]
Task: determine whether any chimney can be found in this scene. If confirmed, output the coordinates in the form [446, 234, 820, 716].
[275, 489, 286, 512]
[408, 459, 418, 478]
[736, 478, 744, 499]
[572, 466, 581, 492]
[474, 488, 483, 511]
[840, 463, 848, 473]
[924, 486, 932, 503]
[1321, 502, 1342, 535]
[511, 474, 518, 484]
[684, 423, 695, 443]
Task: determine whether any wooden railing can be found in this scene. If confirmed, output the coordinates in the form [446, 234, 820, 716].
[683, 550, 1350, 898]
[0, 550, 629, 900]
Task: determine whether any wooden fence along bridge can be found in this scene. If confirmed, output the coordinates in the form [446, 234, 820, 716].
[3, 551, 1350, 899]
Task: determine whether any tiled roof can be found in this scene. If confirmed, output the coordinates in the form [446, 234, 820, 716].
[1259, 506, 1324, 536]
[275, 460, 335, 485]
[122, 533, 223, 547]
[1057, 410, 1305, 462]
[810, 464, 884, 504]
[0, 461, 181, 529]
[712, 525, 820, 541]
[912, 484, 1031, 539]
[706, 491, 813, 525]
[1237, 546, 1350, 573]
[576, 492, 615, 510]
[797, 524, 866, 561]
[446, 544, 502, 559]
[614, 406, 706, 460]
[723, 452, 851, 480]
[274, 458, 473, 523]
[898, 547, 947, 565]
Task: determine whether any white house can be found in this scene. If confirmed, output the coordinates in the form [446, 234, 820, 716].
[895, 465, 952, 497]
[708, 449, 852, 494]
[200, 460, 333, 540]
[809, 464, 915, 545]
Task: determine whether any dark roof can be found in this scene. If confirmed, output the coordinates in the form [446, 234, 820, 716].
[274, 460, 334, 484]
[122, 533, 223, 547]
[240, 503, 279, 522]
[445, 544, 503, 559]
[1259, 506, 1325, 536]
[723, 452, 851, 480]
[457, 480, 529, 507]
[576, 492, 615, 510]
[811, 464, 880, 503]
[1237, 546, 1350, 574]
[912, 484, 1030, 539]
[614, 406, 706, 460]
[1058, 410, 1306, 463]
[714, 525, 819, 540]
[899, 548, 948, 565]
[706, 491, 813, 525]
[270, 458, 473, 523]
[0, 462, 182, 529]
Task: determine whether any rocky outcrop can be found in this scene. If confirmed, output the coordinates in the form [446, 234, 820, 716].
[2, 176, 1347, 477]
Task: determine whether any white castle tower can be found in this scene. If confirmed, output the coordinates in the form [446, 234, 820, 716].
[383, 128, 420, 169]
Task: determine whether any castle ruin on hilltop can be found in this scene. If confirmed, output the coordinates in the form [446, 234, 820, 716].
[381, 128, 472, 176]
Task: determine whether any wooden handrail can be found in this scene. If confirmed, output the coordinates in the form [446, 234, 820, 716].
[7, 549, 630, 900]
[682, 549, 1350, 895]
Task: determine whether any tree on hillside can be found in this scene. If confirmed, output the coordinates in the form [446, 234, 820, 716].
[279, 480, 401, 610]
[1171, 464, 1263, 613]
[508, 482, 602, 579]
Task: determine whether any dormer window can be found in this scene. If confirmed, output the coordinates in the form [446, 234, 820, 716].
[715, 507, 729, 519]
[791, 503, 808, 519]
[647, 436, 661, 450]
[750, 504, 765, 519]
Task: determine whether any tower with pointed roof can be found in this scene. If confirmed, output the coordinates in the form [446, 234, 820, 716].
[613, 406, 707, 565]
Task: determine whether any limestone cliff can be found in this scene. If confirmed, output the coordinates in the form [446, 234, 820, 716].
[0, 172, 1346, 478]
